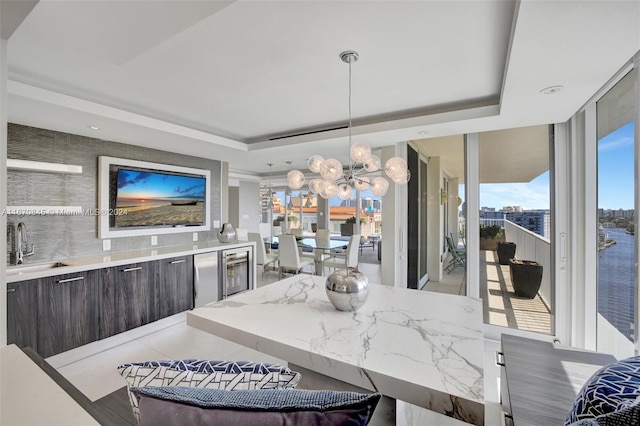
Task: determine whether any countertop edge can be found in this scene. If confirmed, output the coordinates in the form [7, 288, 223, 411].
[6, 240, 256, 282]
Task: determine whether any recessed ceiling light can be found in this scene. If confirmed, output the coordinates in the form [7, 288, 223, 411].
[540, 85, 563, 95]
[88, 125, 100, 130]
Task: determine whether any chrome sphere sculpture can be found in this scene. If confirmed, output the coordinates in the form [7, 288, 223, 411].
[325, 268, 369, 311]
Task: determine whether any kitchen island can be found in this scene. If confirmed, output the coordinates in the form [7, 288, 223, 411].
[187, 275, 485, 424]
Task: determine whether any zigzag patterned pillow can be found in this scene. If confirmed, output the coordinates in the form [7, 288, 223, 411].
[117, 359, 302, 423]
[565, 356, 640, 425]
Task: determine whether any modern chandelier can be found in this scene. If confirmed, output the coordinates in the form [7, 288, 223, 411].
[286, 50, 410, 200]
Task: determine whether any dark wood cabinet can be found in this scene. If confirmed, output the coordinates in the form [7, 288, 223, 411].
[111, 262, 158, 334]
[157, 255, 194, 318]
[8, 253, 196, 358]
[37, 270, 100, 358]
[7, 280, 38, 351]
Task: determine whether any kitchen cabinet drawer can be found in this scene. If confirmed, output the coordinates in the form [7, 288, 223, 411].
[157, 255, 193, 318]
[7, 279, 38, 351]
[37, 270, 100, 358]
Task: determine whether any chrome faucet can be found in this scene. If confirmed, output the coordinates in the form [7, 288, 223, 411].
[14, 222, 35, 265]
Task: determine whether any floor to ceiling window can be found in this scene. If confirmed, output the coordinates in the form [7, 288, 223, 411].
[478, 126, 554, 335]
[596, 69, 637, 358]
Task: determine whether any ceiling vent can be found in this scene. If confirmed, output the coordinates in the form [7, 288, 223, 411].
[268, 125, 348, 141]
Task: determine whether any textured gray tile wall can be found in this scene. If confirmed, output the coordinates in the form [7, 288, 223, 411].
[6, 123, 222, 265]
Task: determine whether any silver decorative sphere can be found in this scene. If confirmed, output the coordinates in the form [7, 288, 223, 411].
[325, 268, 369, 311]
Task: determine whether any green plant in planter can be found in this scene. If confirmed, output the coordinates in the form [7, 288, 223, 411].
[345, 216, 357, 224]
[287, 215, 299, 222]
[479, 225, 504, 239]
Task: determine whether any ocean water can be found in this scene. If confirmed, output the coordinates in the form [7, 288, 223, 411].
[597, 227, 635, 341]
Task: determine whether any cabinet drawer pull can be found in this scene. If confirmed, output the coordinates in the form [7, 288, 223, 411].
[57, 276, 85, 284]
[170, 259, 186, 265]
[123, 267, 143, 272]
[7, 288, 16, 293]
[495, 351, 505, 367]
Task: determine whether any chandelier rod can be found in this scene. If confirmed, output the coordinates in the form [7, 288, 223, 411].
[347, 53, 353, 177]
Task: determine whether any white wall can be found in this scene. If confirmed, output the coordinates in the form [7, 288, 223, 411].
[381, 144, 408, 288]
[427, 157, 443, 282]
[228, 186, 240, 228]
[238, 180, 260, 232]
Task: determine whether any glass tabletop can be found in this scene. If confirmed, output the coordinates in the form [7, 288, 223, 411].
[298, 237, 348, 250]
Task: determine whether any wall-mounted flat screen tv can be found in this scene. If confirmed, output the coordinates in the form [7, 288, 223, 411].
[98, 156, 211, 238]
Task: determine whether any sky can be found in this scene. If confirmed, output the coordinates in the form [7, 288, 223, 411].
[117, 169, 206, 201]
[597, 120, 635, 210]
[479, 172, 550, 211]
[477, 120, 635, 211]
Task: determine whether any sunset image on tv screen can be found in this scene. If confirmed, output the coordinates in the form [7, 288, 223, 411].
[114, 168, 206, 227]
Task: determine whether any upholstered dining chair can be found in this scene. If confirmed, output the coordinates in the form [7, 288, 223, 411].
[323, 234, 360, 274]
[235, 228, 249, 241]
[301, 228, 332, 266]
[277, 234, 315, 279]
[248, 232, 278, 278]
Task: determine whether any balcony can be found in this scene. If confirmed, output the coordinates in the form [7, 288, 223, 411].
[483, 219, 552, 334]
[437, 219, 552, 335]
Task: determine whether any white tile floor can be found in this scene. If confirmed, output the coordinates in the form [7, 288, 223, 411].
[46, 264, 503, 424]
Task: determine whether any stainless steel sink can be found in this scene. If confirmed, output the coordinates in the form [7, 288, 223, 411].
[7, 261, 69, 275]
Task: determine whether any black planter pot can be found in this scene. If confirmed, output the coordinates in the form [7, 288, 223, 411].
[497, 242, 517, 265]
[509, 259, 543, 299]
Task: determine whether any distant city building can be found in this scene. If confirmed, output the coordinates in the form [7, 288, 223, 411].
[599, 208, 635, 219]
[482, 209, 551, 238]
[503, 205, 523, 213]
[480, 207, 495, 213]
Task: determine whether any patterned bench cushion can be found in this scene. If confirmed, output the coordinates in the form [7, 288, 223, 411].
[131, 386, 381, 426]
[565, 356, 640, 425]
[118, 359, 301, 423]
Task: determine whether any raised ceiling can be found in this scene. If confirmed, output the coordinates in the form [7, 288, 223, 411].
[5, 1, 640, 178]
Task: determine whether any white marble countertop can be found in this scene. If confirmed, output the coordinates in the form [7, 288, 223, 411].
[6, 239, 255, 282]
[0, 344, 98, 425]
[187, 275, 485, 424]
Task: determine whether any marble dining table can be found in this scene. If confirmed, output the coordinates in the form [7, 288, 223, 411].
[187, 275, 485, 424]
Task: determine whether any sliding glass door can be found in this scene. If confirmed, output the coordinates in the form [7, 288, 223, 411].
[596, 69, 637, 358]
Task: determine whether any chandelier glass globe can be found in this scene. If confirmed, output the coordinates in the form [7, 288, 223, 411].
[363, 154, 381, 172]
[337, 183, 353, 201]
[354, 176, 370, 191]
[319, 181, 339, 199]
[350, 142, 371, 163]
[287, 169, 305, 189]
[308, 178, 323, 194]
[391, 168, 411, 184]
[307, 155, 324, 173]
[384, 156, 408, 182]
[320, 158, 343, 181]
[370, 176, 390, 197]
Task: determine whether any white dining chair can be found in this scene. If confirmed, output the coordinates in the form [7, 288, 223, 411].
[235, 228, 249, 241]
[315, 229, 331, 246]
[323, 234, 360, 274]
[277, 234, 314, 279]
[248, 232, 278, 278]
